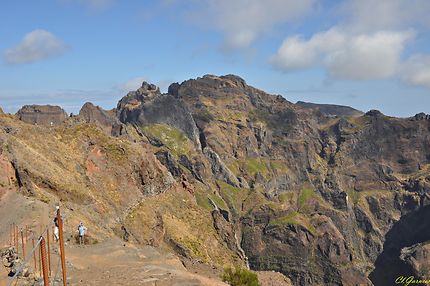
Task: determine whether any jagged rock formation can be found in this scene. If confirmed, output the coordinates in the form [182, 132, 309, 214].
[16, 105, 67, 125]
[296, 101, 364, 117]
[117, 81, 201, 148]
[78, 102, 122, 135]
[0, 106, 3, 114]
[401, 243, 430, 278]
[1, 74, 430, 286]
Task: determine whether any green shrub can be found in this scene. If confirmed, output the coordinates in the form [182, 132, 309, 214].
[221, 267, 260, 286]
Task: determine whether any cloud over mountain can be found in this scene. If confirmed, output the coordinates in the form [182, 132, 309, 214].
[270, 28, 414, 80]
[4, 29, 67, 64]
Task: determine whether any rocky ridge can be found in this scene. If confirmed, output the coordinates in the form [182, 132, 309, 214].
[16, 105, 67, 126]
[1, 74, 430, 286]
[296, 101, 364, 117]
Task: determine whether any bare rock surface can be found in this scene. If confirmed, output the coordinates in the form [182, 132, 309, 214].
[16, 105, 67, 126]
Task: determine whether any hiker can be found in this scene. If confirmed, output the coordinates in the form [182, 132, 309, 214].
[53, 206, 60, 242]
[78, 222, 87, 246]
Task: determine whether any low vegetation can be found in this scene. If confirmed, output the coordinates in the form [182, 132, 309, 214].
[221, 267, 260, 286]
[143, 123, 192, 157]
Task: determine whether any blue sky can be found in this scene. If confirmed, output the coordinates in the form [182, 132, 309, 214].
[1, 0, 429, 117]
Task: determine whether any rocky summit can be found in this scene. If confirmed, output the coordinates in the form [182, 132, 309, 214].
[16, 104, 68, 126]
[1, 74, 430, 286]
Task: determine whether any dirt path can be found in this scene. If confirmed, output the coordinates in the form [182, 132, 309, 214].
[64, 239, 227, 286]
[0, 189, 51, 286]
[1, 189, 227, 286]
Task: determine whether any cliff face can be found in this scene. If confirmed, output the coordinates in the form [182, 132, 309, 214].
[1, 74, 430, 286]
[16, 105, 67, 125]
[78, 102, 122, 135]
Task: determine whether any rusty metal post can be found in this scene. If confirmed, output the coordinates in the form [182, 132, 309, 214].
[39, 238, 42, 277]
[15, 225, 19, 256]
[40, 237, 49, 286]
[57, 208, 67, 286]
[47, 228, 51, 276]
[20, 229, 25, 258]
[32, 238, 37, 273]
[12, 223, 15, 249]
[9, 224, 12, 246]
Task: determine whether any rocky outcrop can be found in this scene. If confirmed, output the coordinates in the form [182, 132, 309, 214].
[117, 82, 201, 148]
[78, 102, 121, 135]
[401, 243, 430, 278]
[411, 112, 430, 121]
[155, 150, 182, 178]
[0, 106, 3, 114]
[296, 101, 363, 117]
[16, 105, 67, 126]
[203, 147, 240, 188]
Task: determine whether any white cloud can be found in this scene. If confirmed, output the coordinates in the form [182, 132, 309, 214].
[190, 0, 315, 49]
[400, 55, 430, 88]
[4, 30, 67, 64]
[115, 77, 146, 92]
[270, 28, 414, 80]
[340, 0, 430, 32]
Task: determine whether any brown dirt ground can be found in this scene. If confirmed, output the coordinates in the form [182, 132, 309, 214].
[0, 189, 228, 286]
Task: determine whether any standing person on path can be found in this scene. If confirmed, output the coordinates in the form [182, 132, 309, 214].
[78, 222, 87, 246]
[53, 206, 60, 242]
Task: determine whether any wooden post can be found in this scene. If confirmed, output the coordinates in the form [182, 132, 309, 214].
[32, 238, 37, 273]
[47, 228, 52, 277]
[40, 237, 49, 286]
[57, 208, 67, 286]
[20, 230, 25, 258]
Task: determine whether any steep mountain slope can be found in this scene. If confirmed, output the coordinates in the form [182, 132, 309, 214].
[296, 101, 363, 117]
[1, 74, 429, 286]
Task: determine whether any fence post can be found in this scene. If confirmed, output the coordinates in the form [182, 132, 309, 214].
[40, 237, 49, 286]
[47, 228, 51, 277]
[57, 208, 67, 286]
[15, 225, 18, 256]
[32, 238, 37, 273]
[13, 223, 15, 249]
[20, 230, 25, 258]
[9, 224, 12, 246]
[39, 238, 42, 277]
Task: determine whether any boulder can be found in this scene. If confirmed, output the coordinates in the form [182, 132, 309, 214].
[16, 105, 67, 126]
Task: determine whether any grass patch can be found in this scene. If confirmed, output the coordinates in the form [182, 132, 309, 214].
[346, 189, 360, 205]
[228, 158, 289, 180]
[142, 124, 192, 157]
[195, 188, 227, 210]
[269, 211, 317, 235]
[297, 188, 318, 211]
[218, 181, 249, 218]
[278, 192, 295, 205]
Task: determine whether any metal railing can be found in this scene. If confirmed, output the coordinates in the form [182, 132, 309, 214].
[2, 208, 67, 286]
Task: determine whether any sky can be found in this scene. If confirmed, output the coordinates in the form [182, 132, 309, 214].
[1, 0, 429, 117]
